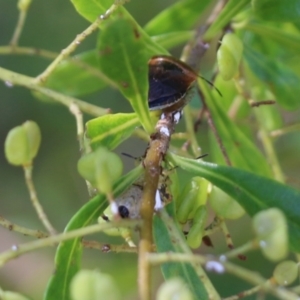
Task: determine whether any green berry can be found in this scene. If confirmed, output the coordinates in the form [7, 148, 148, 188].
[253, 208, 288, 261]
[176, 177, 208, 224]
[4, 121, 41, 166]
[273, 260, 299, 286]
[217, 33, 243, 81]
[209, 186, 245, 220]
[70, 269, 121, 300]
[186, 206, 207, 249]
[156, 278, 193, 300]
[77, 147, 123, 193]
[0, 290, 30, 300]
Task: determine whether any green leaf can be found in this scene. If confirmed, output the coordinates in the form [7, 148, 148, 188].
[245, 23, 300, 54]
[86, 113, 141, 150]
[70, 0, 114, 23]
[44, 50, 108, 97]
[244, 47, 300, 110]
[153, 205, 209, 299]
[199, 80, 272, 177]
[44, 165, 143, 300]
[151, 31, 194, 50]
[252, 0, 300, 23]
[97, 17, 166, 133]
[204, 0, 251, 40]
[144, 0, 211, 35]
[171, 155, 300, 253]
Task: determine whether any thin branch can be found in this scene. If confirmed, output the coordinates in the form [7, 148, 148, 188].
[10, 10, 27, 47]
[35, 1, 126, 84]
[82, 240, 138, 253]
[147, 253, 300, 300]
[0, 219, 141, 266]
[222, 285, 262, 300]
[0, 215, 137, 253]
[0, 66, 110, 116]
[138, 114, 175, 300]
[0, 215, 48, 239]
[0, 46, 118, 88]
[203, 98, 232, 166]
[182, 104, 201, 157]
[250, 100, 276, 107]
[270, 123, 300, 138]
[23, 165, 56, 235]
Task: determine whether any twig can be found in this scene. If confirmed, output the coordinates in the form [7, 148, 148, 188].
[147, 253, 300, 300]
[0, 46, 118, 87]
[0, 215, 137, 253]
[0, 66, 110, 116]
[203, 98, 232, 166]
[0, 219, 141, 266]
[35, 1, 126, 84]
[204, 216, 223, 236]
[250, 100, 276, 107]
[221, 240, 256, 260]
[23, 165, 56, 235]
[82, 240, 138, 253]
[270, 123, 300, 138]
[10, 8, 28, 47]
[69, 103, 85, 154]
[0, 215, 48, 239]
[182, 104, 201, 157]
[222, 285, 262, 300]
[138, 113, 175, 300]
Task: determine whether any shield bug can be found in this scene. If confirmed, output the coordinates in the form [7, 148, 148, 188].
[148, 55, 197, 113]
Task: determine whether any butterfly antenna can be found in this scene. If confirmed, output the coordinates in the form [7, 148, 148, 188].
[199, 75, 222, 97]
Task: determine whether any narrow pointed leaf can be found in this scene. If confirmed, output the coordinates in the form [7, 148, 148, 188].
[153, 206, 209, 299]
[97, 17, 165, 133]
[45, 50, 108, 96]
[244, 47, 300, 110]
[171, 155, 300, 252]
[144, 0, 211, 35]
[199, 80, 272, 177]
[253, 0, 300, 23]
[204, 0, 251, 40]
[44, 166, 143, 300]
[86, 113, 140, 150]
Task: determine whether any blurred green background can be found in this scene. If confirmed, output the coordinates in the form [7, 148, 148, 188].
[0, 1, 299, 299]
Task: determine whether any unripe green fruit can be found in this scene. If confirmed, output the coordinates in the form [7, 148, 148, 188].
[77, 147, 123, 193]
[156, 278, 193, 300]
[176, 177, 208, 224]
[70, 269, 121, 300]
[0, 290, 30, 300]
[22, 121, 41, 161]
[5, 121, 41, 166]
[217, 33, 243, 81]
[253, 208, 288, 261]
[209, 186, 245, 219]
[18, 0, 32, 11]
[273, 260, 299, 286]
[187, 206, 207, 249]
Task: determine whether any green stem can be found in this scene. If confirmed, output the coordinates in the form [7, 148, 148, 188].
[255, 110, 285, 182]
[270, 123, 300, 138]
[23, 165, 56, 235]
[0, 215, 48, 239]
[0, 219, 140, 266]
[159, 209, 221, 300]
[0, 66, 109, 116]
[10, 10, 27, 47]
[183, 104, 201, 157]
[35, 1, 125, 84]
[147, 253, 299, 300]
